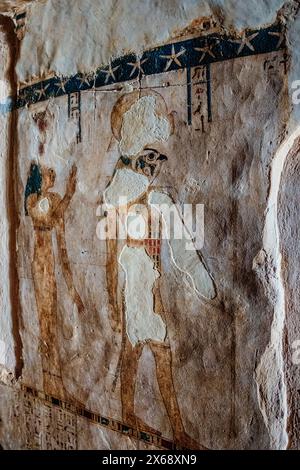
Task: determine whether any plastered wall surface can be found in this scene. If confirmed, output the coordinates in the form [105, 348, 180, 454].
[0, 0, 300, 450]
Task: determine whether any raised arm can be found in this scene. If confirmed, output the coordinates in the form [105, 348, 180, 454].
[53, 164, 77, 218]
[56, 217, 85, 314]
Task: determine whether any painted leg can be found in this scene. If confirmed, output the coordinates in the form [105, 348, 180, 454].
[120, 338, 161, 435]
[39, 313, 65, 397]
[37, 295, 85, 406]
[38, 300, 65, 398]
[33, 257, 66, 400]
[150, 342, 208, 450]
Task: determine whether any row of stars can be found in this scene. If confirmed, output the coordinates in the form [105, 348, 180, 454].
[160, 31, 284, 71]
[19, 30, 285, 101]
[20, 60, 149, 100]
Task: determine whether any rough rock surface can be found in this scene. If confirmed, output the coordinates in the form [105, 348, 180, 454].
[0, 0, 300, 450]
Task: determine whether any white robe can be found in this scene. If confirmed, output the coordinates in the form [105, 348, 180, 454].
[104, 168, 216, 347]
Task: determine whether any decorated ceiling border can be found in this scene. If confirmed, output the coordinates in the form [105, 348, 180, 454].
[0, 22, 286, 114]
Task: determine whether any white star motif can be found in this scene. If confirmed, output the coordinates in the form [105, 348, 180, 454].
[77, 73, 93, 88]
[34, 83, 50, 100]
[230, 32, 259, 55]
[54, 78, 69, 95]
[268, 31, 285, 49]
[127, 58, 148, 77]
[160, 45, 186, 71]
[194, 43, 216, 63]
[100, 63, 120, 84]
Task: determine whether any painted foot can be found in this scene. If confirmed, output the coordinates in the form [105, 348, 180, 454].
[174, 431, 208, 450]
[124, 414, 162, 436]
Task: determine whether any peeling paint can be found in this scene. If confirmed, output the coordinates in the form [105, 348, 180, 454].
[149, 190, 216, 300]
[104, 168, 149, 207]
[120, 96, 171, 157]
[119, 245, 167, 347]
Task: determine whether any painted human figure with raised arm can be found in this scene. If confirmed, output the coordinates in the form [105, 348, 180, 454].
[102, 90, 216, 449]
[25, 109, 84, 401]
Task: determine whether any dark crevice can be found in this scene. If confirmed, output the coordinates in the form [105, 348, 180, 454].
[0, 15, 23, 378]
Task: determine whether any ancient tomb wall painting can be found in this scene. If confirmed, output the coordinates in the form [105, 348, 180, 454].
[0, 22, 291, 449]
